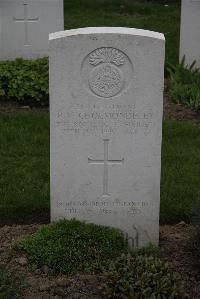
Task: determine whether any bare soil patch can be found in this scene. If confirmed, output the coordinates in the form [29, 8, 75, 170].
[0, 223, 199, 299]
[0, 98, 48, 113]
[163, 93, 200, 123]
[160, 223, 200, 299]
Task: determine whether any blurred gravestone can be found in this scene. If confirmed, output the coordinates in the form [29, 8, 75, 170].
[49, 27, 165, 247]
[0, 0, 64, 60]
[180, 0, 200, 67]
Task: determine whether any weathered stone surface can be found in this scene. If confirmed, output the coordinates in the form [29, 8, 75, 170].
[0, 0, 64, 60]
[49, 27, 165, 247]
[180, 0, 200, 67]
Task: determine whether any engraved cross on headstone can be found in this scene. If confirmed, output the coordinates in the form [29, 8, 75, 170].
[13, 2, 39, 46]
[88, 139, 124, 196]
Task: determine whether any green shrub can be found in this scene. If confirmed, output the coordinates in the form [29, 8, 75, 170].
[0, 58, 49, 105]
[168, 57, 200, 110]
[0, 265, 22, 299]
[18, 219, 128, 275]
[130, 244, 161, 258]
[104, 253, 185, 299]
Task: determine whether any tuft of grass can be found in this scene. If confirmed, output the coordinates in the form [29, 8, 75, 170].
[18, 219, 128, 275]
[168, 58, 200, 109]
[0, 265, 22, 299]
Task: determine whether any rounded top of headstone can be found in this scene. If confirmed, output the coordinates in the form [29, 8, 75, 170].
[49, 27, 165, 42]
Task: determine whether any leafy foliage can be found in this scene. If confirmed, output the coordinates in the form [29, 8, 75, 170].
[0, 265, 22, 299]
[0, 58, 48, 105]
[18, 219, 128, 275]
[104, 253, 185, 299]
[168, 57, 200, 110]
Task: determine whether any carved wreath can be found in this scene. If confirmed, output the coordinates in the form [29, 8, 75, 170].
[89, 48, 125, 66]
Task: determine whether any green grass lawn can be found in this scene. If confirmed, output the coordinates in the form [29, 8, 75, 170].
[161, 121, 200, 223]
[0, 112, 49, 225]
[0, 112, 199, 224]
[64, 0, 181, 66]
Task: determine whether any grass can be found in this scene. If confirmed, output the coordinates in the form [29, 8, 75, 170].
[64, 0, 181, 66]
[18, 219, 128, 275]
[0, 112, 199, 224]
[161, 121, 200, 223]
[0, 112, 49, 224]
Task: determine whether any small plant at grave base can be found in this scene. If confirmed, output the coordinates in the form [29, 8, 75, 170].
[0, 265, 22, 299]
[18, 219, 128, 275]
[104, 252, 185, 299]
[131, 243, 161, 258]
[0, 58, 49, 105]
[168, 56, 200, 110]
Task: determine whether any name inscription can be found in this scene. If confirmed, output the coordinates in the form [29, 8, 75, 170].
[56, 103, 153, 136]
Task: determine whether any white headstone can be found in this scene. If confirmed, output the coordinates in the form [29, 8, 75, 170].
[0, 0, 64, 60]
[49, 27, 165, 248]
[180, 0, 200, 67]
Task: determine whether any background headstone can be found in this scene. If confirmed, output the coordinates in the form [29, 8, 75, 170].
[49, 27, 165, 247]
[180, 0, 200, 68]
[0, 0, 64, 60]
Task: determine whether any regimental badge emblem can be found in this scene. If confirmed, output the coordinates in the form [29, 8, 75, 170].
[81, 47, 133, 98]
